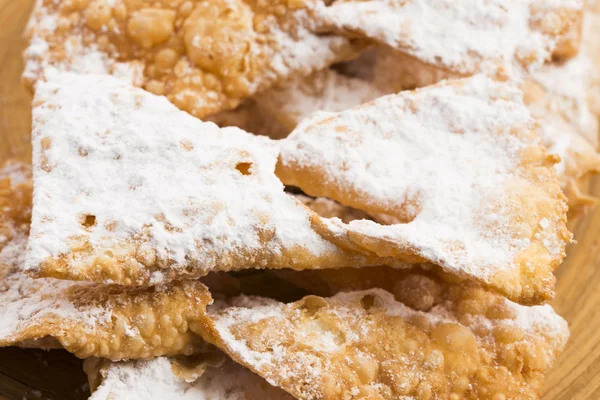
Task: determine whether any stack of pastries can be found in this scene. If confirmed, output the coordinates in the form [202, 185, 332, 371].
[1, 0, 599, 398]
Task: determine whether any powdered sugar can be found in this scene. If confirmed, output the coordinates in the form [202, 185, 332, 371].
[317, 0, 582, 78]
[23, 0, 360, 118]
[27, 72, 358, 284]
[87, 355, 293, 400]
[0, 163, 110, 345]
[208, 288, 569, 399]
[278, 75, 568, 300]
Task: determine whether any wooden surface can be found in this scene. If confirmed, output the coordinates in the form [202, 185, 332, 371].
[1, 1, 600, 399]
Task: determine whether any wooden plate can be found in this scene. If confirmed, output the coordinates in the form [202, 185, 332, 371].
[0, 1, 599, 399]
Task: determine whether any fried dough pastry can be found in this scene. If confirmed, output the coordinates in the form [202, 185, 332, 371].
[202, 283, 569, 400]
[338, 45, 600, 214]
[316, 0, 582, 78]
[27, 72, 382, 285]
[277, 75, 570, 304]
[84, 347, 294, 400]
[257, 68, 384, 131]
[0, 160, 211, 360]
[24, 0, 363, 118]
[260, 52, 599, 216]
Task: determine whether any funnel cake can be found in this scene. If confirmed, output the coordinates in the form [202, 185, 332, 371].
[84, 347, 294, 400]
[316, 0, 582, 78]
[23, 0, 363, 119]
[202, 281, 569, 400]
[26, 72, 382, 285]
[277, 75, 570, 304]
[0, 160, 212, 361]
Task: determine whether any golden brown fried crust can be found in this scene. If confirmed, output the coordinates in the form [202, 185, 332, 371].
[0, 160, 213, 361]
[25, 0, 363, 118]
[317, 0, 581, 78]
[200, 278, 568, 400]
[10, 281, 212, 360]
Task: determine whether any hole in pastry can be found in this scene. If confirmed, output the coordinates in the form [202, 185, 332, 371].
[235, 162, 252, 175]
[360, 294, 376, 311]
[300, 295, 328, 314]
[80, 214, 97, 228]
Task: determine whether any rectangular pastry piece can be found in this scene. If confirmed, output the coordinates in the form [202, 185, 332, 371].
[26, 72, 380, 286]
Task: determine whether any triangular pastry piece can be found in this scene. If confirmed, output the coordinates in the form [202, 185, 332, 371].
[84, 347, 294, 400]
[26, 72, 381, 285]
[202, 280, 569, 400]
[0, 160, 211, 360]
[277, 75, 570, 304]
[23, 0, 363, 118]
[258, 50, 599, 210]
[340, 45, 600, 204]
[315, 0, 583, 78]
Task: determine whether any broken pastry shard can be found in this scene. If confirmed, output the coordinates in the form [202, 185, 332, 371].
[277, 75, 570, 304]
[27, 72, 378, 285]
[202, 285, 569, 400]
[0, 160, 211, 360]
[257, 68, 385, 132]
[316, 0, 582, 78]
[24, 0, 362, 119]
[84, 349, 294, 400]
